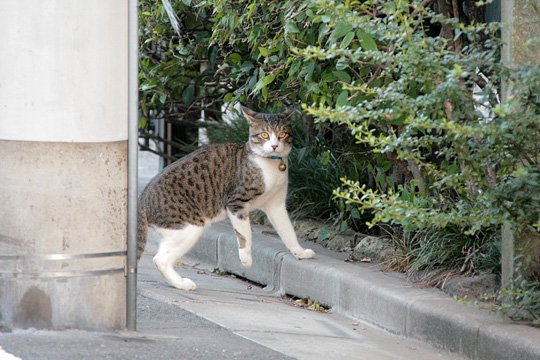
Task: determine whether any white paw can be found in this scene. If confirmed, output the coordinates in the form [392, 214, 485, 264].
[173, 278, 197, 291]
[239, 249, 253, 268]
[293, 248, 316, 260]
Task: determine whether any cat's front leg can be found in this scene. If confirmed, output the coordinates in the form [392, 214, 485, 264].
[263, 203, 315, 260]
[227, 209, 253, 268]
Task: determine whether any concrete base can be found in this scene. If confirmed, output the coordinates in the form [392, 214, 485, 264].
[0, 140, 127, 330]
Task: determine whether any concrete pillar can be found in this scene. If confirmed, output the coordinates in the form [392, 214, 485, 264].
[501, 0, 540, 286]
[0, 0, 128, 330]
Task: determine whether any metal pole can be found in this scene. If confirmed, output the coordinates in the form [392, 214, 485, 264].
[500, 0, 513, 289]
[127, 0, 139, 331]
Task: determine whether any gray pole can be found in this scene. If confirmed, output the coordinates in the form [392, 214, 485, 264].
[500, 0, 540, 287]
[127, 0, 139, 331]
[500, 0, 514, 289]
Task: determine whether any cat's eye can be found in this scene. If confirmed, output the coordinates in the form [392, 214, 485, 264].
[277, 131, 288, 139]
[259, 132, 270, 139]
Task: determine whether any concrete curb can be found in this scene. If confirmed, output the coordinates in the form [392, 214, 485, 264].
[188, 222, 540, 360]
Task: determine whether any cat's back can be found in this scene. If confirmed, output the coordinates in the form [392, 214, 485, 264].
[140, 143, 261, 228]
[162, 143, 243, 181]
[143, 143, 243, 197]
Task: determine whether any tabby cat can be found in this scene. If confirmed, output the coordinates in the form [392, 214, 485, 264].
[137, 106, 315, 290]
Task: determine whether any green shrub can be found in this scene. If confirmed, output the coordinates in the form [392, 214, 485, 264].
[298, 1, 539, 238]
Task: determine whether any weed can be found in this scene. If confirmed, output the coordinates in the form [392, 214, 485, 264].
[450, 273, 540, 326]
[496, 277, 540, 325]
[384, 226, 500, 287]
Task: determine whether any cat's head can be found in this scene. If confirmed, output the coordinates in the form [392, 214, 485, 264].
[242, 106, 294, 158]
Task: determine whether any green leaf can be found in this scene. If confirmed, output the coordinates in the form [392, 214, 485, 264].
[357, 30, 377, 51]
[332, 70, 351, 83]
[207, 46, 218, 70]
[286, 21, 300, 34]
[182, 85, 195, 106]
[227, 53, 242, 64]
[321, 70, 336, 82]
[262, 74, 275, 86]
[341, 32, 355, 48]
[303, 61, 315, 79]
[159, 92, 167, 104]
[177, 47, 190, 56]
[318, 150, 331, 165]
[331, 22, 353, 39]
[350, 207, 361, 219]
[336, 57, 349, 71]
[318, 23, 328, 41]
[240, 61, 254, 72]
[336, 90, 349, 106]
[258, 47, 269, 57]
[138, 117, 148, 129]
[140, 83, 157, 91]
[318, 228, 332, 243]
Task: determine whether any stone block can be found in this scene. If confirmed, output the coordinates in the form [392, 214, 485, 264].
[279, 255, 341, 307]
[478, 322, 540, 360]
[406, 299, 487, 357]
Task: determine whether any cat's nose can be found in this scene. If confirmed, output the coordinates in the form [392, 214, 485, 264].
[271, 145, 278, 150]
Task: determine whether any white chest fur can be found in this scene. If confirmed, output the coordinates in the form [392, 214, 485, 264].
[251, 156, 288, 207]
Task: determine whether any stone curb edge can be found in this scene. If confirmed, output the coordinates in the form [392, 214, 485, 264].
[187, 222, 540, 360]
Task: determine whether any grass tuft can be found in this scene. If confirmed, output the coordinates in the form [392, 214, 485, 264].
[384, 226, 501, 287]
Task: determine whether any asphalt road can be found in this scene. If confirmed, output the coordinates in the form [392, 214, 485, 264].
[0, 293, 290, 360]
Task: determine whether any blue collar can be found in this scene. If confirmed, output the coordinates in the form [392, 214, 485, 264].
[268, 155, 283, 160]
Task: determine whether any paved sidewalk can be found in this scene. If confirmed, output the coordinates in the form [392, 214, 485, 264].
[138, 253, 460, 360]
[179, 222, 540, 360]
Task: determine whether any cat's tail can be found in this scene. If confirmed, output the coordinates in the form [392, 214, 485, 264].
[136, 202, 148, 261]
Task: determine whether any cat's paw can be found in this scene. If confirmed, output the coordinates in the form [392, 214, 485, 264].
[172, 278, 197, 291]
[239, 249, 253, 268]
[293, 248, 316, 260]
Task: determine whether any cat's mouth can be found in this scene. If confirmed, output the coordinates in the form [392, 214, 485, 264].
[250, 144, 289, 158]
[270, 150, 284, 157]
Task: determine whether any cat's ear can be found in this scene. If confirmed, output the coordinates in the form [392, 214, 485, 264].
[241, 106, 262, 125]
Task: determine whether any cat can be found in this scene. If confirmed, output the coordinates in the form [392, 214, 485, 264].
[137, 106, 316, 290]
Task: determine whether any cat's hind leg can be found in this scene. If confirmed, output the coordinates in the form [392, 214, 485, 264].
[153, 224, 204, 291]
[227, 209, 253, 268]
